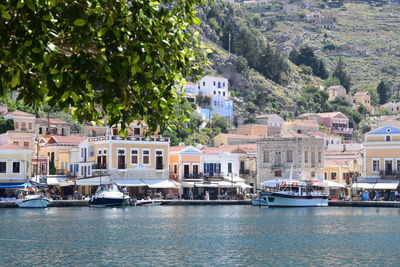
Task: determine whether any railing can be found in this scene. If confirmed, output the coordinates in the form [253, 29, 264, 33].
[156, 164, 164, 170]
[272, 163, 284, 168]
[92, 164, 107, 170]
[117, 163, 126, 170]
[380, 170, 400, 177]
[183, 173, 201, 179]
[332, 127, 354, 134]
[88, 135, 170, 143]
[203, 172, 224, 178]
[239, 169, 250, 175]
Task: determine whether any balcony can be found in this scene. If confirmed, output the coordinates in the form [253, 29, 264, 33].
[272, 163, 284, 168]
[183, 173, 201, 179]
[92, 164, 107, 170]
[379, 170, 400, 179]
[88, 135, 169, 143]
[332, 127, 353, 135]
[239, 169, 250, 175]
[203, 172, 224, 178]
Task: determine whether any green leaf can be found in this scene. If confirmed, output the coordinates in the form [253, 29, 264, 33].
[43, 53, 50, 65]
[60, 91, 70, 102]
[70, 91, 79, 102]
[73, 18, 87, 26]
[192, 17, 201, 25]
[97, 27, 107, 37]
[52, 74, 63, 88]
[32, 47, 41, 53]
[25, 0, 36, 12]
[11, 74, 20, 88]
[42, 15, 52, 21]
[105, 75, 114, 82]
[1, 11, 11, 20]
[17, 0, 25, 8]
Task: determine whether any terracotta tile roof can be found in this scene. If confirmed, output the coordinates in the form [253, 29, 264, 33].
[353, 91, 369, 96]
[281, 131, 310, 138]
[308, 131, 339, 138]
[325, 159, 350, 166]
[169, 145, 190, 152]
[256, 114, 279, 119]
[219, 134, 260, 140]
[0, 144, 33, 150]
[48, 136, 86, 144]
[286, 119, 319, 128]
[36, 118, 68, 124]
[3, 110, 35, 117]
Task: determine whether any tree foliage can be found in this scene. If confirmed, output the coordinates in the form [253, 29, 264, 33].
[0, 118, 14, 134]
[377, 80, 390, 105]
[296, 86, 331, 114]
[333, 58, 351, 93]
[0, 0, 205, 133]
[289, 46, 329, 79]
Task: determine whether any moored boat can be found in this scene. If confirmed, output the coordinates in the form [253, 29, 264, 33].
[252, 180, 328, 207]
[89, 184, 125, 207]
[16, 194, 50, 208]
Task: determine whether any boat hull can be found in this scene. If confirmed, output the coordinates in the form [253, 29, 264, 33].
[17, 198, 50, 208]
[253, 192, 328, 207]
[89, 197, 124, 207]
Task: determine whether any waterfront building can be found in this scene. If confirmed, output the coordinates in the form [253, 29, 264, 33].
[358, 125, 400, 191]
[307, 130, 342, 148]
[0, 144, 33, 197]
[211, 133, 259, 147]
[298, 112, 353, 140]
[0, 110, 36, 148]
[36, 118, 70, 137]
[255, 114, 284, 135]
[284, 119, 320, 134]
[352, 91, 372, 113]
[257, 133, 325, 183]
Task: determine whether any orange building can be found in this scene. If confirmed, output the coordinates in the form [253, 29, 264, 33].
[169, 146, 202, 182]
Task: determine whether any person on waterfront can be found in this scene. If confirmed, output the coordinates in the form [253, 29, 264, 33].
[73, 190, 78, 200]
[189, 190, 193, 200]
[205, 191, 209, 201]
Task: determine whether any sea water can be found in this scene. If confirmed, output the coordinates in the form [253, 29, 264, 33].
[0, 206, 399, 266]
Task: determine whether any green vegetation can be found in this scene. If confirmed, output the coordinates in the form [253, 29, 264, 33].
[333, 59, 351, 93]
[0, 0, 205, 133]
[0, 118, 14, 134]
[289, 46, 328, 79]
[377, 80, 390, 105]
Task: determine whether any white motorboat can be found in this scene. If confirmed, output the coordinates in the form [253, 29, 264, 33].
[16, 193, 50, 208]
[252, 180, 328, 207]
[89, 184, 125, 207]
[133, 198, 163, 206]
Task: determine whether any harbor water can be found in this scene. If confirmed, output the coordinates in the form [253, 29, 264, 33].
[1, 206, 400, 266]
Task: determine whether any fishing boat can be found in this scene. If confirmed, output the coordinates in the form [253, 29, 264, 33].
[252, 179, 328, 207]
[16, 187, 50, 208]
[89, 183, 125, 207]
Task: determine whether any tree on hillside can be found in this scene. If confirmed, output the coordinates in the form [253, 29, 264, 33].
[377, 80, 390, 105]
[296, 86, 332, 114]
[0, 118, 14, 134]
[289, 46, 329, 79]
[0, 1, 205, 133]
[333, 59, 351, 93]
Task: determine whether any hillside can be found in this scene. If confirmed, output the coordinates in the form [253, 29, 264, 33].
[244, 0, 400, 93]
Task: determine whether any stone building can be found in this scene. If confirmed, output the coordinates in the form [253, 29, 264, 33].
[257, 133, 324, 184]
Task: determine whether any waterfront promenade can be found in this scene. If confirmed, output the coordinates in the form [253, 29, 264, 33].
[3, 199, 400, 208]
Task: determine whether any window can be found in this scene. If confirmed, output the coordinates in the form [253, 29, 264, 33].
[213, 91, 216, 95]
[61, 128, 65, 136]
[134, 128, 140, 135]
[0, 162, 6, 173]
[213, 81, 216, 86]
[324, 172, 327, 180]
[385, 136, 391, 141]
[15, 122, 19, 129]
[13, 141, 19, 146]
[41, 164, 46, 172]
[331, 172, 337, 180]
[12, 162, 20, 173]
[21, 122, 26, 130]
[23, 142, 29, 147]
[218, 82, 221, 88]
[287, 150, 293, 163]
[156, 150, 163, 170]
[304, 151, 309, 163]
[263, 150, 269, 162]
[274, 170, 282, 177]
[131, 149, 138, 164]
[173, 164, 178, 174]
[373, 160, 380, 172]
[318, 152, 322, 163]
[143, 149, 150, 165]
[311, 152, 316, 167]
[203, 81, 205, 86]
[28, 123, 32, 130]
[228, 163, 232, 174]
[117, 149, 126, 169]
[223, 82, 225, 87]
[223, 92, 226, 97]
[39, 127, 42, 134]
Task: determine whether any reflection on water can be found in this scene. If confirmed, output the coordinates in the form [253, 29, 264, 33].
[1, 206, 400, 266]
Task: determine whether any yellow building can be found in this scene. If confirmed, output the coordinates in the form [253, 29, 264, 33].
[0, 144, 33, 196]
[360, 125, 400, 190]
[352, 91, 372, 112]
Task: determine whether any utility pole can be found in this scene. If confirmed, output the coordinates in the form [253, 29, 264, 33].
[228, 32, 231, 56]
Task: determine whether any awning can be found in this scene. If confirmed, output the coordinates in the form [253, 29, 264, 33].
[352, 182, 399, 190]
[60, 176, 112, 186]
[217, 181, 241, 188]
[142, 179, 180, 189]
[194, 183, 219, 188]
[47, 177, 68, 186]
[311, 180, 346, 188]
[237, 183, 253, 189]
[180, 181, 195, 188]
[114, 179, 146, 187]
